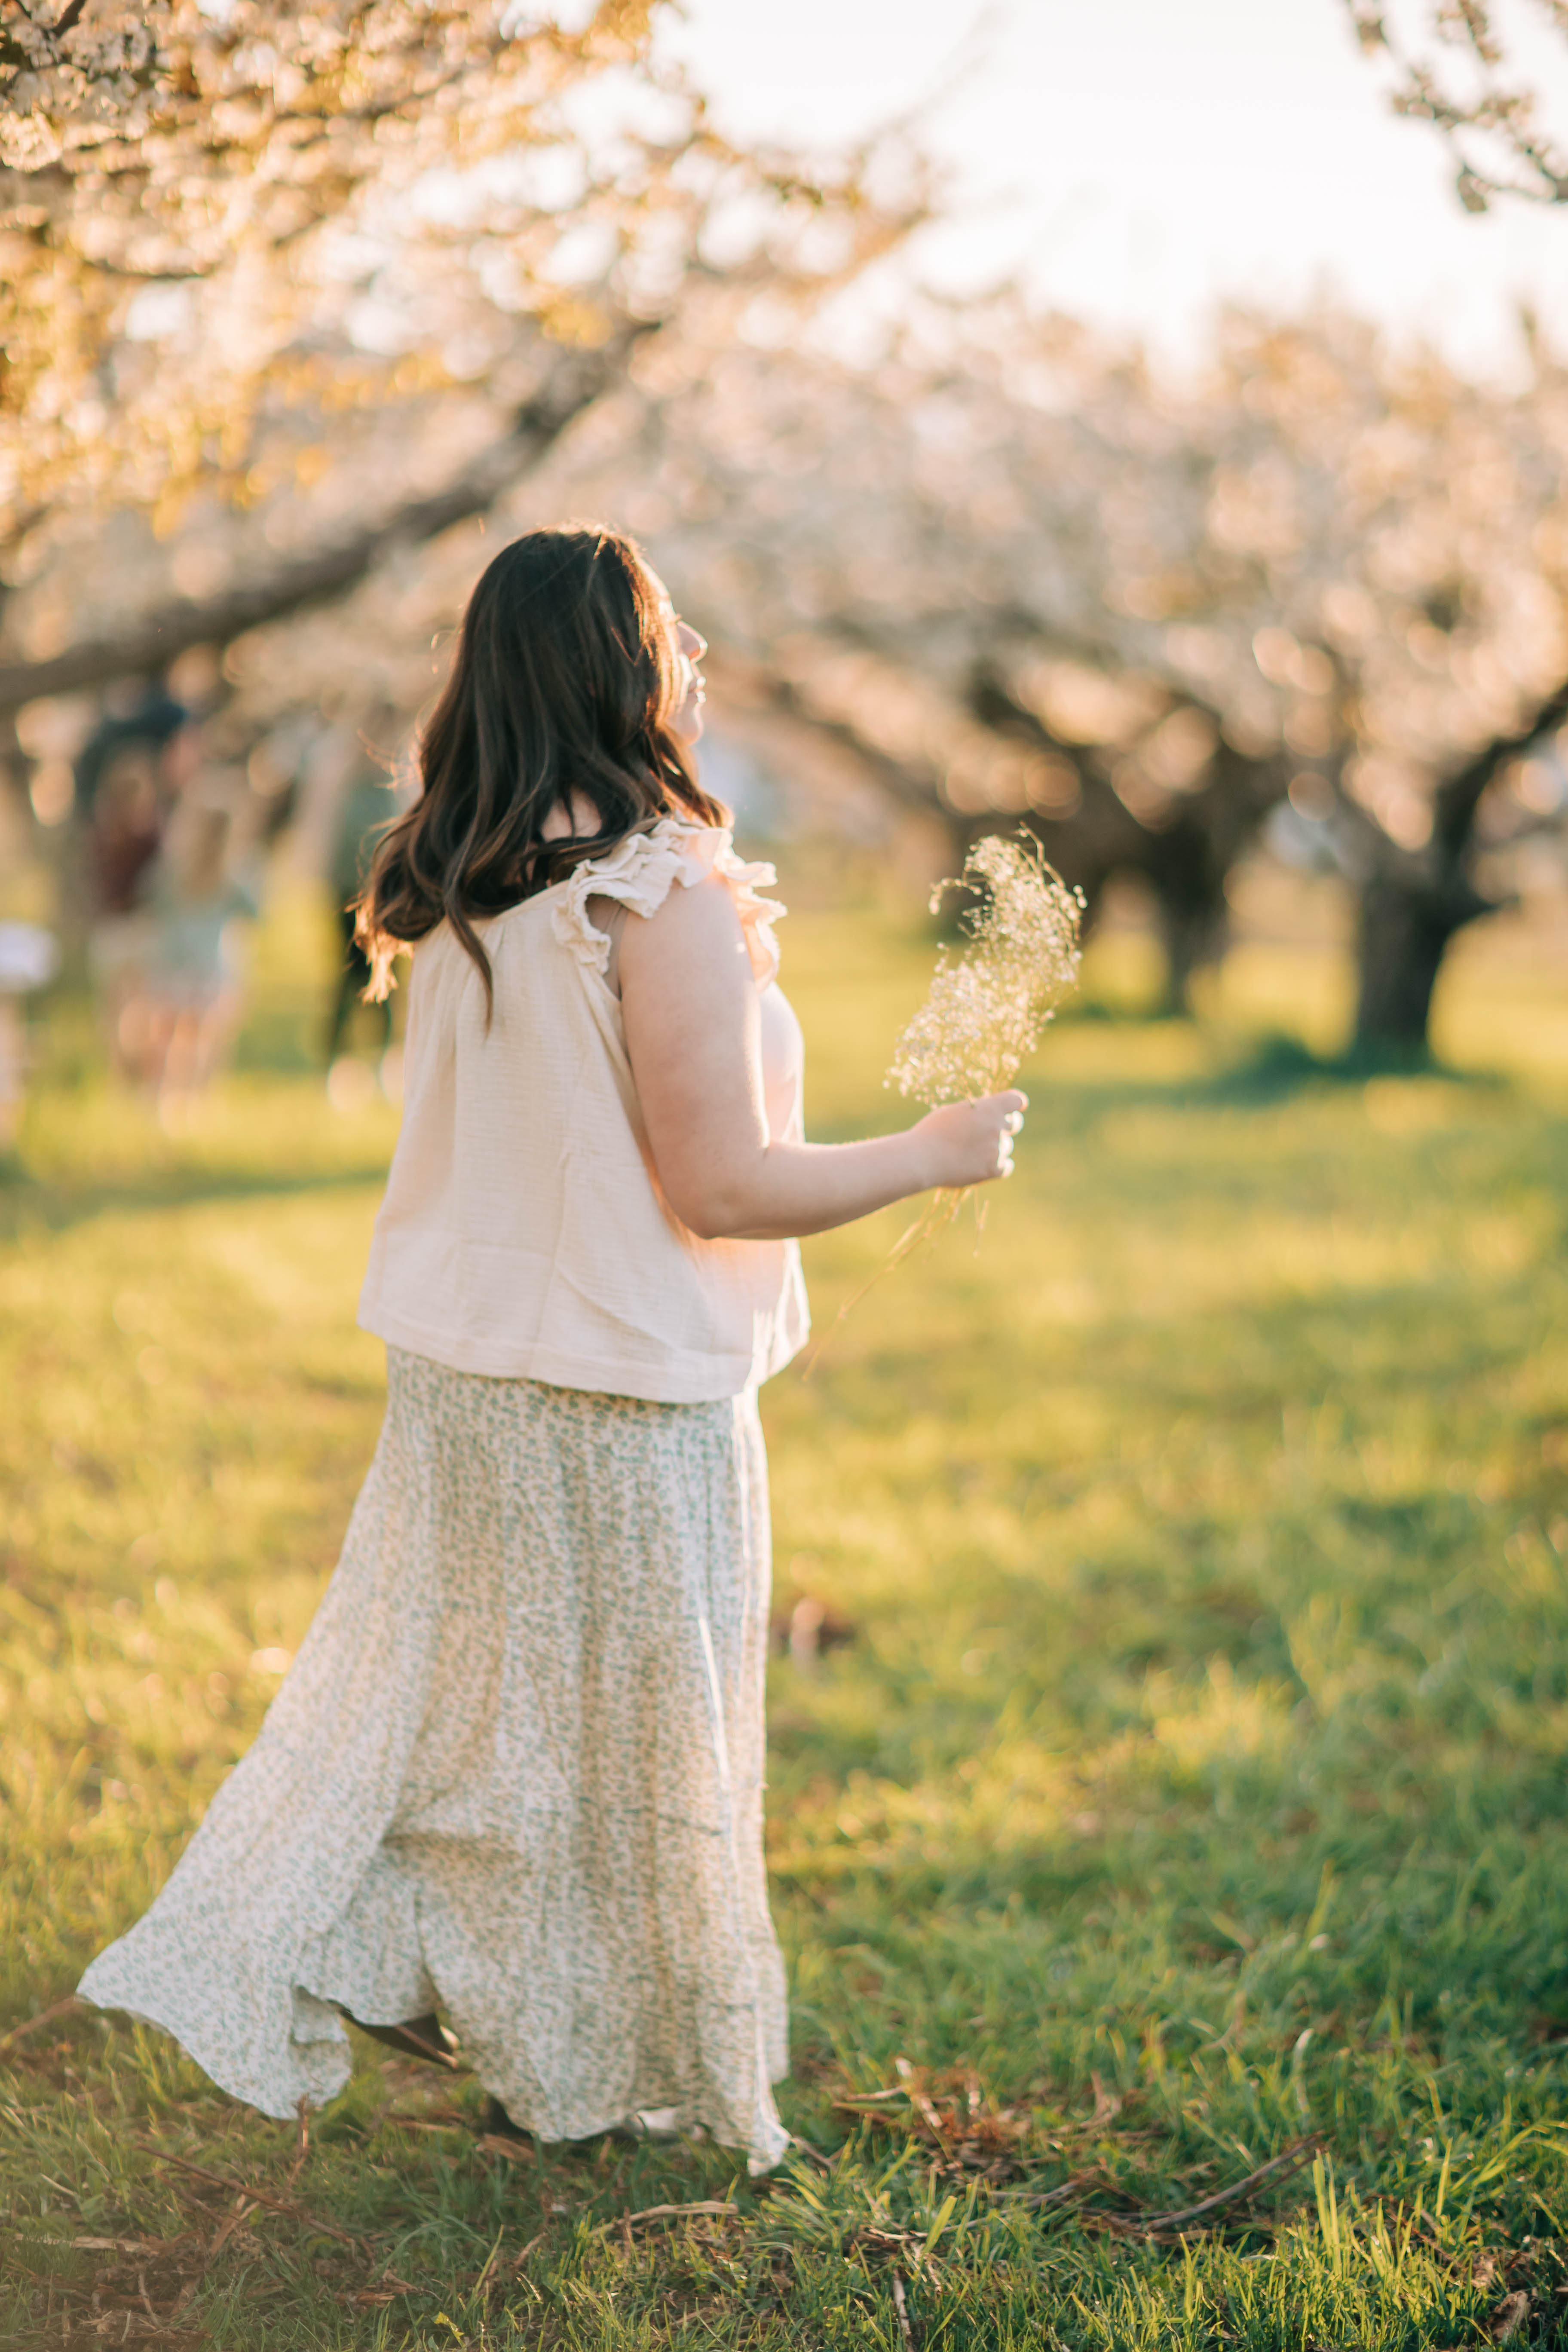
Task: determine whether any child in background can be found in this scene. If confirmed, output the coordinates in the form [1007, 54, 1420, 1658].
[80, 695, 201, 1082]
[86, 741, 165, 1081]
[139, 795, 259, 1119]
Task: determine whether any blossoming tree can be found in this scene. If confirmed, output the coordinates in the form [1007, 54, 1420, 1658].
[4, 5, 1564, 1054]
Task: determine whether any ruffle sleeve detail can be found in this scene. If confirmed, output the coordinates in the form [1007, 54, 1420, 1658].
[552, 821, 787, 987]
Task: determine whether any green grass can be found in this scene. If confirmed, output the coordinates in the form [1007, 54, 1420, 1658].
[4, 870, 1568, 2347]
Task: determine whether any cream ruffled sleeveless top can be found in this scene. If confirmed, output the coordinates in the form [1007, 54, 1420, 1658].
[358, 821, 810, 1403]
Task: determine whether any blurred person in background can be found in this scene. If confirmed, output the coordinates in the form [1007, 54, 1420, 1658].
[135, 791, 260, 1121]
[77, 690, 199, 1079]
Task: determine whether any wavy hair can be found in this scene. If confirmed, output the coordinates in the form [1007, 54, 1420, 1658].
[356, 524, 725, 1017]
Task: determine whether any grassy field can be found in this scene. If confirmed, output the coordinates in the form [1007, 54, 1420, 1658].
[3, 862, 1568, 2349]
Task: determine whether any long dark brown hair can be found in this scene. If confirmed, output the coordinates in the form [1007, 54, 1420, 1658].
[357, 523, 726, 1015]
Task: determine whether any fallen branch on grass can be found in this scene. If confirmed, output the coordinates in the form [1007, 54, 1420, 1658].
[1021, 2173, 1097, 2211]
[831, 2064, 1034, 2164]
[484, 2227, 547, 2290]
[1090, 2145, 1326, 2230]
[65, 2236, 175, 2256]
[1128, 2135, 1323, 2234]
[0, 1995, 81, 2053]
[203, 2193, 259, 2260]
[146, 2147, 363, 2250]
[597, 2200, 739, 2230]
[1015, 2135, 1323, 2237]
[892, 2270, 917, 2352]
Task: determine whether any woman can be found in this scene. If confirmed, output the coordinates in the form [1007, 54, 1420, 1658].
[79, 525, 1026, 2176]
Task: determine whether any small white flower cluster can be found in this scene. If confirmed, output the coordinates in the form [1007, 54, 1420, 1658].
[888, 833, 1084, 1108]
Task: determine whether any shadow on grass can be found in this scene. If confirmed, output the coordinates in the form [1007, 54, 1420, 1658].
[813, 1035, 1535, 1162]
[1193, 1031, 1512, 1103]
[7, 1025, 1547, 1247]
[0, 1157, 392, 1243]
[1041, 1029, 1525, 1124]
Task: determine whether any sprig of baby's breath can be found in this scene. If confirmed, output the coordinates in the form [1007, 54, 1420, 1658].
[878, 832, 1083, 1269]
[889, 832, 1084, 1111]
[807, 835, 1084, 1371]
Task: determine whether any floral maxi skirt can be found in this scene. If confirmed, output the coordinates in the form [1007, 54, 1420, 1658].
[78, 1348, 791, 2173]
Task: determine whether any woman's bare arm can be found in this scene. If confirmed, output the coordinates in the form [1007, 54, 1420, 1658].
[618, 872, 1026, 1243]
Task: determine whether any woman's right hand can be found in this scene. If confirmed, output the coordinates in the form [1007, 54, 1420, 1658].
[911, 1091, 1029, 1189]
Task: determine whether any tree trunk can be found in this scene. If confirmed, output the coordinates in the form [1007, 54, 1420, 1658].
[1352, 856, 1496, 1055]
[1348, 681, 1568, 1054]
[962, 665, 1287, 1013]
[1154, 882, 1227, 1014]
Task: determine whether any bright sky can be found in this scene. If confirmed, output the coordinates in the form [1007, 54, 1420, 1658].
[662, 0, 1567, 373]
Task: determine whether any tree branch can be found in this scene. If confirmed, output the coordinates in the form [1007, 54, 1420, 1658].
[0, 338, 639, 712]
[732, 660, 943, 813]
[1431, 671, 1568, 855]
[1344, 0, 1568, 206]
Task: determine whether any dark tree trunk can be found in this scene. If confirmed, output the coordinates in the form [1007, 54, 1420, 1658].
[732, 655, 1288, 1013]
[1155, 884, 1228, 1014]
[965, 668, 1283, 1013]
[1353, 864, 1488, 1053]
[1351, 674, 1568, 1054]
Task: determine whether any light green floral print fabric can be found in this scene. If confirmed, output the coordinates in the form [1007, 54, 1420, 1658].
[79, 1347, 790, 2173]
